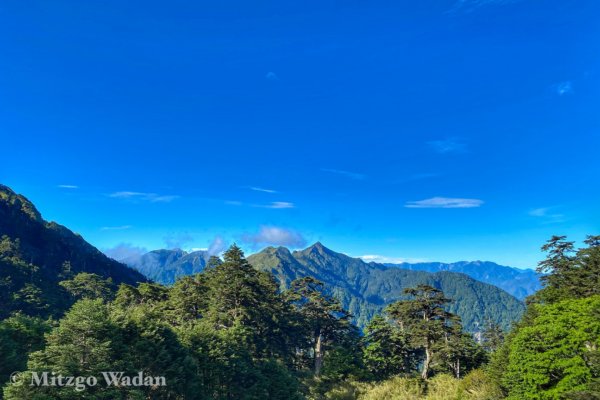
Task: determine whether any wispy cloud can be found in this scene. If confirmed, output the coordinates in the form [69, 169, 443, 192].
[103, 243, 147, 262]
[58, 184, 78, 189]
[322, 168, 366, 180]
[405, 197, 483, 209]
[109, 191, 179, 203]
[259, 201, 295, 209]
[360, 255, 428, 264]
[427, 138, 467, 154]
[249, 186, 278, 194]
[529, 207, 565, 223]
[100, 225, 132, 231]
[553, 81, 573, 96]
[242, 226, 306, 248]
[265, 72, 279, 81]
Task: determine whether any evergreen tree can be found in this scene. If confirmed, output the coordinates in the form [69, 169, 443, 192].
[286, 277, 352, 376]
[435, 318, 487, 378]
[59, 273, 116, 302]
[535, 235, 600, 303]
[4, 299, 130, 399]
[386, 284, 454, 379]
[362, 315, 417, 379]
[0, 314, 51, 388]
[481, 319, 504, 353]
[503, 296, 600, 399]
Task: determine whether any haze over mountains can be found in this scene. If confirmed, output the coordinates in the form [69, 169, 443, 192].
[122, 249, 210, 285]
[384, 261, 541, 300]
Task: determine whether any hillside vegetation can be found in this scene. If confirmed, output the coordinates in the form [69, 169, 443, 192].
[0, 184, 146, 320]
[247, 244, 525, 331]
[0, 184, 597, 399]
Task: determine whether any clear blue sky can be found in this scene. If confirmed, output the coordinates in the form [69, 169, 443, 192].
[1, 0, 598, 268]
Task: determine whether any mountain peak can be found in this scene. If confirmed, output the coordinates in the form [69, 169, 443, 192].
[305, 241, 328, 253]
[0, 184, 43, 223]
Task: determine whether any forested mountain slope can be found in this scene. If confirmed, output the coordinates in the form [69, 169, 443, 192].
[386, 260, 541, 300]
[248, 243, 525, 331]
[0, 184, 147, 319]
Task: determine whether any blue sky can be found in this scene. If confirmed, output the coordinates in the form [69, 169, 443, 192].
[1, 0, 599, 268]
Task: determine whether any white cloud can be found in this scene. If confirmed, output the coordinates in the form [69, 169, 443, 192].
[529, 207, 549, 217]
[109, 191, 179, 203]
[100, 225, 132, 231]
[322, 168, 366, 180]
[103, 243, 147, 263]
[360, 255, 428, 264]
[427, 138, 467, 154]
[256, 201, 295, 209]
[242, 226, 306, 248]
[554, 81, 573, 96]
[58, 184, 78, 189]
[405, 197, 483, 209]
[207, 236, 228, 256]
[249, 186, 277, 194]
[529, 207, 565, 223]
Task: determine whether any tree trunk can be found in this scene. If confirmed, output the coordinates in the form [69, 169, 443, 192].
[314, 332, 323, 376]
[421, 345, 432, 379]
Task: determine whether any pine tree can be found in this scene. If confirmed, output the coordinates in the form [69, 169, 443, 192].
[286, 276, 352, 376]
[362, 315, 417, 379]
[386, 284, 453, 379]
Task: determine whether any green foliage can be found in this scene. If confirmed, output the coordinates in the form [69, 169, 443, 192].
[362, 315, 417, 379]
[459, 369, 504, 400]
[59, 273, 116, 301]
[534, 235, 600, 304]
[287, 276, 355, 375]
[2, 187, 595, 400]
[248, 243, 525, 332]
[357, 376, 427, 400]
[481, 319, 504, 353]
[503, 296, 600, 399]
[386, 285, 455, 379]
[0, 314, 51, 389]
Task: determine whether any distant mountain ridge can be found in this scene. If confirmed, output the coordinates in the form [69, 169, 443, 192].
[0, 184, 147, 319]
[384, 261, 541, 300]
[123, 249, 210, 285]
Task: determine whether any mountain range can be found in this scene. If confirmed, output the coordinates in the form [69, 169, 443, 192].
[384, 261, 541, 300]
[0, 183, 528, 333]
[122, 243, 528, 331]
[246, 244, 525, 331]
[123, 249, 210, 285]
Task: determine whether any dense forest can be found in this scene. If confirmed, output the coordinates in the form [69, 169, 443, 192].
[0, 184, 599, 399]
[2, 238, 599, 399]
